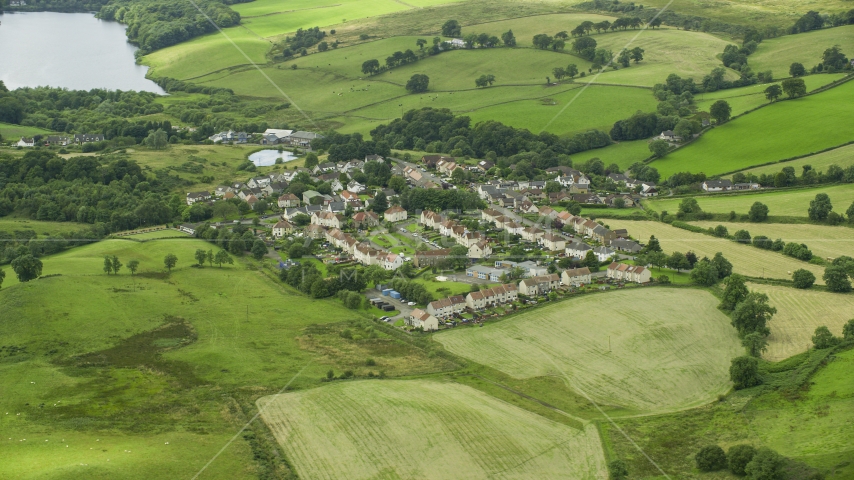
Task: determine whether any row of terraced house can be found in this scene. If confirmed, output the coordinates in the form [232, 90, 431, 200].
[419, 210, 493, 260]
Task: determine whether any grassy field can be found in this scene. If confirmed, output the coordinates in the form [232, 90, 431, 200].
[750, 25, 854, 75]
[0, 217, 92, 236]
[730, 142, 854, 177]
[641, 0, 854, 29]
[0, 122, 53, 140]
[644, 184, 854, 218]
[694, 73, 847, 116]
[573, 139, 652, 170]
[0, 237, 458, 477]
[258, 379, 607, 479]
[604, 219, 827, 282]
[651, 79, 854, 177]
[120, 229, 192, 240]
[436, 288, 742, 413]
[688, 221, 854, 260]
[747, 283, 854, 361]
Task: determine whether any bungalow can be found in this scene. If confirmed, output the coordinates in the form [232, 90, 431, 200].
[186, 191, 211, 205]
[413, 248, 452, 268]
[16, 137, 35, 147]
[427, 295, 466, 318]
[540, 233, 566, 252]
[347, 181, 366, 193]
[468, 240, 492, 259]
[566, 239, 593, 259]
[313, 162, 337, 174]
[606, 262, 651, 284]
[733, 182, 761, 191]
[561, 267, 592, 286]
[604, 194, 636, 208]
[339, 190, 359, 202]
[45, 135, 71, 146]
[352, 211, 379, 229]
[272, 220, 294, 238]
[702, 180, 733, 192]
[365, 154, 384, 163]
[607, 173, 629, 183]
[277, 193, 300, 208]
[611, 238, 643, 254]
[384, 206, 407, 222]
[407, 309, 439, 331]
[73, 133, 105, 144]
[518, 273, 561, 296]
[593, 245, 616, 262]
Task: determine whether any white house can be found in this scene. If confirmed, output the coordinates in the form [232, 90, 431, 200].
[16, 137, 35, 147]
[606, 262, 652, 284]
[384, 206, 407, 222]
[540, 233, 566, 252]
[186, 191, 211, 205]
[702, 180, 733, 192]
[468, 240, 492, 259]
[566, 240, 593, 259]
[427, 295, 467, 318]
[561, 267, 592, 286]
[272, 220, 293, 238]
[407, 309, 439, 331]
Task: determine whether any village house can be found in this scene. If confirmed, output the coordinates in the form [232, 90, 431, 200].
[352, 211, 379, 229]
[427, 295, 466, 319]
[518, 273, 561, 296]
[288, 131, 323, 147]
[16, 137, 35, 147]
[45, 135, 71, 146]
[591, 225, 617, 245]
[421, 155, 454, 169]
[465, 284, 518, 310]
[468, 240, 492, 259]
[407, 309, 439, 331]
[466, 265, 504, 282]
[540, 233, 566, 251]
[561, 267, 592, 286]
[566, 239, 593, 259]
[658, 130, 681, 142]
[593, 245, 616, 262]
[493, 260, 548, 277]
[384, 206, 407, 222]
[73, 133, 105, 144]
[611, 238, 642, 254]
[272, 220, 294, 238]
[476, 160, 494, 173]
[304, 224, 326, 239]
[702, 180, 733, 192]
[277, 193, 300, 208]
[260, 129, 292, 145]
[311, 211, 344, 229]
[186, 191, 211, 205]
[606, 262, 652, 284]
[413, 248, 452, 267]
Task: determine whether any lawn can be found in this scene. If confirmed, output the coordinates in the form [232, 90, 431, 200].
[258, 379, 607, 479]
[749, 25, 854, 76]
[687, 221, 854, 260]
[650, 79, 854, 177]
[644, 184, 854, 218]
[604, 219, 827, 283]
[746, 283, 854, 361]
[436, 288, 742, 413]
[731, 142, 854, 177]
[0, 122, 53, 139]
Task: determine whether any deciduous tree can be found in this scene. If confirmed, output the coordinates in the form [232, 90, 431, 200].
[781, 78, 806, 98]
[808, 193, 832, 220]
[730, 355, 761, 389]
[742, 332, 768, 357]
[731, 292, 776, 337]
[709, 100, 732, 124]
[764, 84, 782, 102]
[749, 201, 769, 222]
[405, 74, 430, 93]
[127, 259, 140, 275]
[164, 253, 178, 272]
[791, 269, 815, 289]
[11, 255, 43, 282]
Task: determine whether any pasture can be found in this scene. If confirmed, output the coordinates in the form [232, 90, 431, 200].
[0, 217, 92, 237]
[573, 139, 651, 170]
[694, 73, 847, 116]
[651, 80, 854, 177]
[0, 122, 52, 139]
[687, 221, 854, 260]
[640, 0, 854, 29]
[746, 283, 854, 361]
[238, 0, 410, 39]
[730, 142, 854, 177]
[644, 184, 854, 218]
[0, 236, 459, 478]
[750, 25, 854, 75]
[258, 379, 607, 479]
[604, 219, 827, 282]
[436, 288, 742, 413]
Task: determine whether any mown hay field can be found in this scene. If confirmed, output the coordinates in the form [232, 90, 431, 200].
[650, 80, 854, 177]
[643, 184, 854, 218]
[746, 283, 854, 361]
[687, 221, 854, 260]
[435, 289, 742, 413]
[258, 379, 607, 480]
[605, 219, 827, 283]
[731, 143, 854, 178]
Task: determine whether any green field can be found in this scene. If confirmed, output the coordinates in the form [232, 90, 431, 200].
[730, 142, 854, 177]
[0, 122, 53, 140]
[694, 73, 847, 117]
[747, 283, 854, 361]
[436, 288, 742, 413]
[750, 25, 854, 75]
[258, 379, 607, 479]
[604, 219, 827, 282]
[688, 221, 854, 260]
[651, 79, 854, 177]
[120, 229, 192, 240]
[641, 0, 854, 29]
[645, 184, 854, 218]
[0, 217, 92, 236]
[573, 139, 652, 170]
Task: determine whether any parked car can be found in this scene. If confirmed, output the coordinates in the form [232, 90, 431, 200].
[379, 316, 389, 321]
[407, 302, 416, 306]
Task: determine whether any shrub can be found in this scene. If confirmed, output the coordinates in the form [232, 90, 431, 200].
[608, 459, 628, 479]
[727, 444, 757, 475]
[812, 326, 837, 349]
[365, 358, 376, 366]
[657, 275, 671, 284]
[695, 445, 727, 471]
[791, 269, 815, 289]
[733, 229, 751, 243]
[749, 202, 769, 222]
[713, 224, 729, 237]
[752, 235, 773, 249]
[730, 356, 761, 389]
[744, 447, 785, 480]
[782, 242, 812, 261]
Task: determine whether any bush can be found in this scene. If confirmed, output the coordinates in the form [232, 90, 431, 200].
[812, 326, 837, 349]
[782, 242, 812, 261]
[727, 444, 757, 475]
[744, 447, 785, 480]
[752, 235, 773, 249]
[695, 445, 727, 471]
[656, 275, 671, 284]
[607, 459, 628, 479]
[791, 269, 815, 289]
[713, 225, 729, 237]
[730, 356, 761, 390]
[733, 229, 751, 243]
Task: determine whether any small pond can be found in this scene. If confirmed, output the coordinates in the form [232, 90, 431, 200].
[248, 150, 297, 167]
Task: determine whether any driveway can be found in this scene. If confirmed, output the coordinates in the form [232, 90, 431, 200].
[364, 288, 413, 321]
